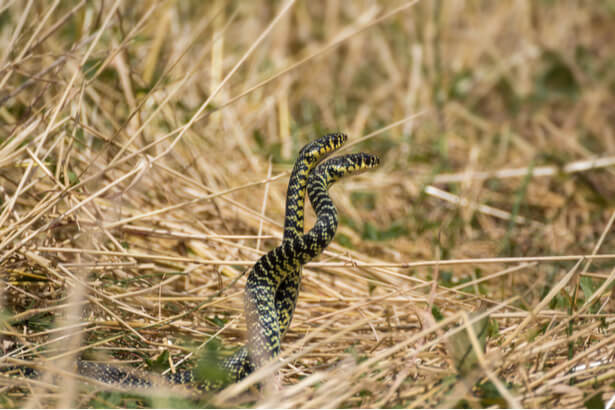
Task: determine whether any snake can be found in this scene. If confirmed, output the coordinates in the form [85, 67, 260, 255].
[244, 147, 379, 371]
[4, 134, 380, 391]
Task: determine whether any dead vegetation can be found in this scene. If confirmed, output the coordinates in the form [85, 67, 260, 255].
[1, 0, 614, 408]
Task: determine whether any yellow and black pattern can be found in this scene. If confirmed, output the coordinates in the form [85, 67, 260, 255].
[244, 149, 380, 370]
[282, 133, 348, 241]
[276, 133, 347, 339]
[4, 134, 379, 391]
[274, 149, 380, 344]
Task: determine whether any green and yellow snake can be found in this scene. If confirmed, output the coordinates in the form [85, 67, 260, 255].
[5, 133, 380, 391]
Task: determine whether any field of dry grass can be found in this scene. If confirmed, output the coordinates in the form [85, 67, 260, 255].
[1, 0, 614, 408]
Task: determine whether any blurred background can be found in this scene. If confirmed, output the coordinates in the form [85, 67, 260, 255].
[1, 1, 614, 408]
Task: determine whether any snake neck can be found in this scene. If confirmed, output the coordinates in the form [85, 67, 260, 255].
[282, 159, 310, 241]
[282, 133, 347, 241]
[293, 174, 338, 265]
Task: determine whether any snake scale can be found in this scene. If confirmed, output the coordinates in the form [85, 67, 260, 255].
[5, 133, 380, 391]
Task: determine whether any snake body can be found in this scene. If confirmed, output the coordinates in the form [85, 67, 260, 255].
[276, 133, 348, 339]
[5, 134, 379, 391]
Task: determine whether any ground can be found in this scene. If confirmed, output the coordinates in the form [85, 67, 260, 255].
[0, 1, 614, 408]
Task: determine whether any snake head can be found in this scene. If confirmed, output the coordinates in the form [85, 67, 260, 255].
[298, 132, 347, 165]
[312, 152, 380, 184]
[350, 153, 380, 171]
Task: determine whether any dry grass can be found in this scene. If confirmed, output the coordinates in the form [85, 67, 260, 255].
[1, 0, 614, 408]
